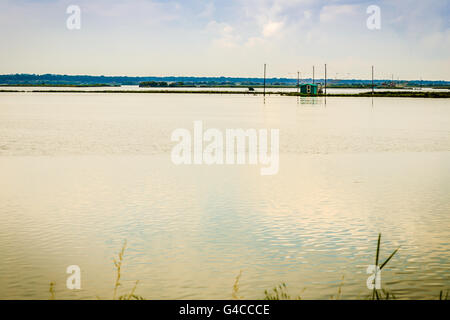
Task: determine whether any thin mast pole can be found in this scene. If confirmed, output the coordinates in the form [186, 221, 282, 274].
[372, 66, 374, 95]
[313, 65, 315, 84]
[263, 63, 266, 96]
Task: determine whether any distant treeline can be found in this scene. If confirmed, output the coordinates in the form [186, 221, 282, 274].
[0, 74, 449, 87]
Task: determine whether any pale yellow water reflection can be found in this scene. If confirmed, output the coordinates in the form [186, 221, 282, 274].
[0, 93, 449, 299]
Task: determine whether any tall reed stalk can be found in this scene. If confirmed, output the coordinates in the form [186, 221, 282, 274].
[371, 233, 400, 300]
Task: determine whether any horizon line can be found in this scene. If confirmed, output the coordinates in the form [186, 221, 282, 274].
[1, 73, 449, 83]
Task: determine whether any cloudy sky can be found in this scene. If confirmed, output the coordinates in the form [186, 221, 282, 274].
[0, 0, 449, 80]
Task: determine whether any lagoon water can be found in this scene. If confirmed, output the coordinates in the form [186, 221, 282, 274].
[0, 92, 449, 299]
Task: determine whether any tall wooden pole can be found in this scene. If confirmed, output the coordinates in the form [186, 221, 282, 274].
[324, 64, 327, 95]
[313, 65, 315, 84]
[263, 63, 266, 97]
[371, 65, 374, 95]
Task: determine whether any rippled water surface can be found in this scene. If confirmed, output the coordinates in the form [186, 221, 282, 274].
[0, 92, 449, 299]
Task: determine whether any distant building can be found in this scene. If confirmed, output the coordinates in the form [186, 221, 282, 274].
[300, 83, 319, 95]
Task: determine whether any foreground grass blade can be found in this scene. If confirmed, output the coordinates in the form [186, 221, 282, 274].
[375, 233, 381, 266]
[380, 247, 399, 270]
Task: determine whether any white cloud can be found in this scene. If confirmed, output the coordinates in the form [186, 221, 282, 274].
[206, 20, 240, 48]
[319, 4, 359, 23]
[0, 0, 448, 79]
[303, 10, 312, 19]
[245, 36, 265, 47]
[262, 20, 284, 37]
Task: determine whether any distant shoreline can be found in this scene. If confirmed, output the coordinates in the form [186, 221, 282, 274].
[1, 74, 449, 88]
[0, 84, 119, 88]
[1, 89, 449, 98]
[1, 84, 449, 90]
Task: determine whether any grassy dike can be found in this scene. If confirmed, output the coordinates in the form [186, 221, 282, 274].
[282, 91, 450, 98]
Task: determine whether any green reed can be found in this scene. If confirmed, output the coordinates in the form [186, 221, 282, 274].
[47, 235, 448, 300]
[370, 233, 400, 300]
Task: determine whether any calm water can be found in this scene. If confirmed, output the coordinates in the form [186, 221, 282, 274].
[0, 92, 449, 299]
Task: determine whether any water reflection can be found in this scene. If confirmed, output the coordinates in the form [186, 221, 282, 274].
[0, 93, 449, 299]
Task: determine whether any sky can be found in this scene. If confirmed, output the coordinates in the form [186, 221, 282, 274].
[0, 0, 449, 80]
